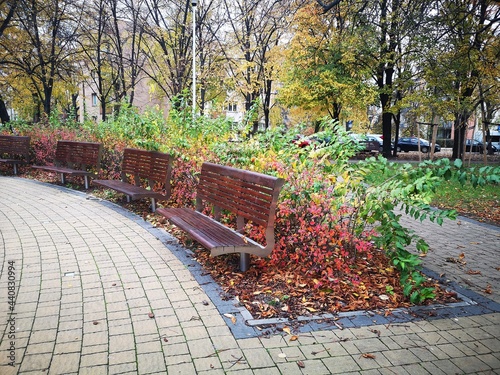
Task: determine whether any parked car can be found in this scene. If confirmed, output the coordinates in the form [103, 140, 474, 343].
[396, 137, 441, 153]
[366, 134, 394, 152]
[465, 139, 498, 153]
[349, 133, 379, 153]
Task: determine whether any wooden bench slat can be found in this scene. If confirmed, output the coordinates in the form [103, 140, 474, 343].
[157, 207, 268, 256]
[93, 148, 172, 212]
[32, 140, 102, 189]
[0, 135, 31, 174]
[157, 162, 284, 271]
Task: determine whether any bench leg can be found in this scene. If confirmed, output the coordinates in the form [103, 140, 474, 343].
[60, 173, 66, 185]
[84, 176, 89, 189]
[240, 253, 251, 272]
[151, 198, 156, 212]
[13, 164, 18, 175]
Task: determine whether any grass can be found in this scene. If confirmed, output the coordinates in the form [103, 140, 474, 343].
[364, 160, 500, 226]
[432, 178, 499, 225]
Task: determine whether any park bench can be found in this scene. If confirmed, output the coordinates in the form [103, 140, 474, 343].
[32, 140, 102, 189]
[156, 162, 285, 271]
[93, 148, 173, 212]
[0, 135, 31, 175]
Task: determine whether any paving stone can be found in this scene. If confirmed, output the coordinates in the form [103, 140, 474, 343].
[79, 351, 108, 367]
[382, 348, 421, 366]
[435, 343, 467, 358]
[475, 353, 500, 370]
[193, 356, 223, 372]
[353, 337, 391, 353]
[322, 355, 361, 373]
[48, 352, 81, 374]
[78, 365, 108, 375]
[450, 356, 493, 373]
[137, 352, 166, 373]
[18, 353, 52, 372]
[433, 358, 463, 374]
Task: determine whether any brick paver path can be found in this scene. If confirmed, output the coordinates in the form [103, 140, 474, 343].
[1, 176, 499, 374]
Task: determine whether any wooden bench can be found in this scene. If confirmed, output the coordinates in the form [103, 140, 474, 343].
[0, 135, 31, 175]
[156, 162, 285, 271]
[32, 140, 102, 189]
[93, 148, 173, 212]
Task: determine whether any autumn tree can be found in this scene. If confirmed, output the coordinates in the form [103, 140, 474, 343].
[0, 0, 83, 119]
[0, 0, 18, 124]
[278, 2, 376, 130]
[222, 0, 295, 132]
[140, 0, 194, 105]
[423, 0, 500, 160]
[79, 0, 148, 121]
[194, 0, 230, 114]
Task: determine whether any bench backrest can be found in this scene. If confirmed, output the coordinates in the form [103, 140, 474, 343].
[0, 135, 30, 160]
[121, 148, 172, 192]
[196, 162, 284, 245]
[55, 140, 102, 171]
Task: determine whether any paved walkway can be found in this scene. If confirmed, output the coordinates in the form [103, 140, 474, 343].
[0, 176, 499, 374]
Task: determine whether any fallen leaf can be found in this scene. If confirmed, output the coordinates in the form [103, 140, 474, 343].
[466, 270, 481, 275]
[282, 326, 292, 335]
[297, 361, 305, 368]
[361, 353, 376, 359]
[92, 321, 99, 325]
[484, 284, 492, 294]
[224, 313, 237, 324]
[148, 312, 155, 318]
[290, 335, 299, 341]
[369, 329, 380, 337]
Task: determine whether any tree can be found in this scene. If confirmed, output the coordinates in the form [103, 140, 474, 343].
[0, 0, 82, 118]
[193, 0, 229, 114]
[223, 0, 294, 133]
[79, 0, 148, 121]
[278, 2, 376, 129]
[425, 0, 500, 160]
[140, 0, 193, 104]
[0, 0, 17, 37]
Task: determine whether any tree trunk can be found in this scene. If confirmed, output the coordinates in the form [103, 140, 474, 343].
[0, 98, 11, 124]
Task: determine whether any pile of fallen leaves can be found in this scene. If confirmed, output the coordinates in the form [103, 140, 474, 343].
[191, 247, 461, 319]
[154, 212, 460, 320]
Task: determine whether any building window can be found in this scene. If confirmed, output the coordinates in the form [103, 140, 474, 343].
[91, 93, 98, 107]
[226, 102, 237, 112]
